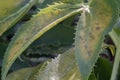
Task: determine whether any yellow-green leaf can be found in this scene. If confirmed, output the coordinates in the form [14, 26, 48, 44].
[0, 0, 37, 36]
[6, 67, 35, 80]
[6, 48, 81, 80]
[2, 3, 83, 80]
[75, 0, 118, 80]
[29, 48, 81, 80]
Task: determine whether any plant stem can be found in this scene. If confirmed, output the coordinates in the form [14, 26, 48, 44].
[110, 47, 120, 80]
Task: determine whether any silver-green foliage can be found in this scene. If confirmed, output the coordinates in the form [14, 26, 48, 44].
[0, 0, 120, 80]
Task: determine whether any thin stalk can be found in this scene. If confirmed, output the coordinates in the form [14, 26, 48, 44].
[110, 47, 120, 80]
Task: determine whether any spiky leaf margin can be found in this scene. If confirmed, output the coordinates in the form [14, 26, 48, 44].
[2, 2, 83, 80]
[75, 0, 119, 79]
[29, 48, 81, 80]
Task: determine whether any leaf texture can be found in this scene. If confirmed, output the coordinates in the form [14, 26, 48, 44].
[0, 0, 37, 36]
[109, 27, 120, 80]
[75, 0, 119, 80]
[29, 48, 81, 80]
[6, 67, 35, 80]
[6, 48, 81, 80]
[2, 3, 83, 80]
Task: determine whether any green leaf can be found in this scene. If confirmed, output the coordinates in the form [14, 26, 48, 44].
[75, 0, 118, 80]
[37, 0, 83, 9]
[60, 0, 83, 4]
[109, 23, 120, 47]
[6, 67, 35, 80]
[6, 61, 48, 80]
[117, 0, 120, 9]
[88, 72, 97, 80]
[28, 48, 81, 80]
[41, 0, 83, 6]
[0, 0, 37, 36]
[109, 28, 120, 80]
[0, 38, 8, 56]
[94, 57, 113, 80]
[6, 48, 81, 80]
[23, 14, 77, 56]
[2, 3, 83, 80]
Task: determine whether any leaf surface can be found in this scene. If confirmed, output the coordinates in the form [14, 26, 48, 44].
[109, 27, 120, 80]
[6, 48, 81, 80]
[6, 67, 35, 80]
[94, 58, 113, 80]
[37, 0, 83, 9]
[28, 48, 81, 80]
[0, 0, 37, 35]
[23, 14, 78, 56]
[2, 3, 83, 80]
[75, 0, 118, 79]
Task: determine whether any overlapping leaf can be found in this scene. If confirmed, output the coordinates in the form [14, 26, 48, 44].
[6, 48, 81, 80]
[75, 0, 118, 79]
[109, 27, 120, 80]
[28, 48, 80, 80]
[109, 21, 120, 47]
[1, 3, 83, 80]
[94, 58, 113, 80]
[6, 67, 35, 80]
[0, 0, 37, 35]
[23, 14, 77, 56]
[37, 0, 83, 8]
